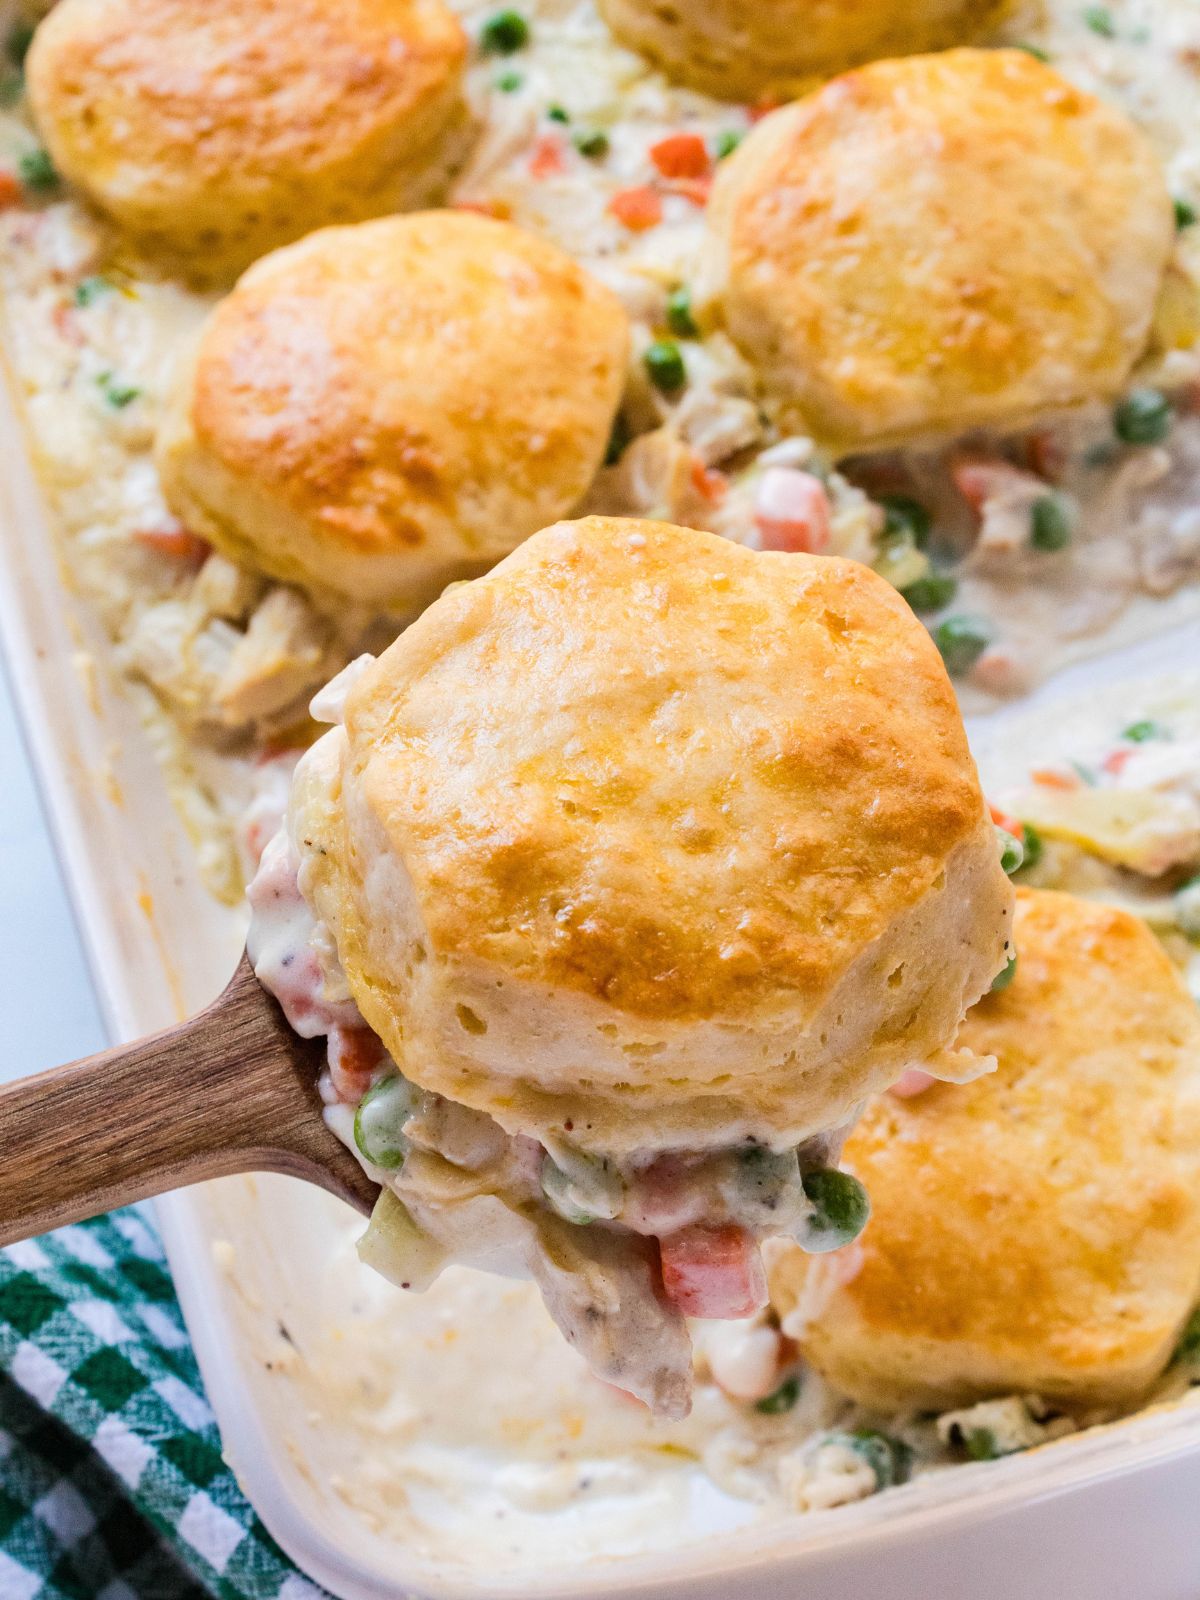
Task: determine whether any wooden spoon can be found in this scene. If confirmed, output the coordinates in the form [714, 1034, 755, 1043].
[0, 954, 379, 1247]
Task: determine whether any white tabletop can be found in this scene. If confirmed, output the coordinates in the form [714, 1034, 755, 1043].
[0, 653, 105, 1082]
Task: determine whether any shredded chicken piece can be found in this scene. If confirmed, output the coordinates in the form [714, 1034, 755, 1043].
[192, 551, 265, 621]
[215, 587, 334, 727]
[529, 1215, 693, 1419]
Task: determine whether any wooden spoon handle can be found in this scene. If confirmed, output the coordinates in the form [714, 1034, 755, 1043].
[0, 955, 378, 1246]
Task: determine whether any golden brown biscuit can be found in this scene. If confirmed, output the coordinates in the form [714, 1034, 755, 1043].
[155, 214, 630, 614]
[26, 0, 469, 277]
[697, 50, 1175, 451]
[291, 515, 1013, 1158]
[597, 0, 1008, 101]
[770, 888, 1200, 1411]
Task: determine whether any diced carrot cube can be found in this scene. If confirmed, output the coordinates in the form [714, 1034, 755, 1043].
[690, 456, 728, 505]
[666, 175, 713, 206]
[529, 133, 566, 179]
[608, 185, 662, 232]
[649, 133, 711, 180]
[329, 1025, 386, 1104]
[1030, 767, 1079, 791]
[988, 804, 1024, 838]
[133, 523, 211, 563]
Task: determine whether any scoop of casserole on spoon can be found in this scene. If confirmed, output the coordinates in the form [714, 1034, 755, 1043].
[0, 517, 1012, 1417]
[243, 516, 1013, 1415]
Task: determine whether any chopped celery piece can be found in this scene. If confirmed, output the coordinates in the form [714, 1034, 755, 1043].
[357, 1190, 447, 1291]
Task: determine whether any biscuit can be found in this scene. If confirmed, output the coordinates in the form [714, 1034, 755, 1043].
[291, 515, 1013, 1158]
[156, 213, 630, 614]
[770, 888, 1200, 1410]
[26, 0, 469, 277]
[697, 50, 1175, 450]
[597, 0, 1008, 101]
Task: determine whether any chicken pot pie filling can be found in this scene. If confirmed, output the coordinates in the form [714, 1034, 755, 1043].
[248, 801, 864, 1421]
[241, 495, 1015, 1422]
[2, 0, 1200, 902]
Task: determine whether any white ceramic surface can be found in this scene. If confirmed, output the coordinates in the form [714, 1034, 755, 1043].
[0, 650, 104, 1079]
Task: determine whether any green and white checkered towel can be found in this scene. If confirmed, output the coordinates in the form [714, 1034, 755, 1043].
[0, 1209, 331, 1600]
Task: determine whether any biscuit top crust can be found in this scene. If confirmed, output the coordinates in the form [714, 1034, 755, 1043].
[341, 515, 988, 1023]
[183, 212, 630, 568]
[27, 0, 467, 216]
[701, 49, 1174, 449]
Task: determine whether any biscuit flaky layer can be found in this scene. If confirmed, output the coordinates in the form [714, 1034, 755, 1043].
[698, 49, 1174, 451]
[597, 0, 1008, 101]
[293, 516, 1012, 1157]
[771, 887, 1200, 1411]
[155, 213, 630, 614]
[27, 0, 469, 277]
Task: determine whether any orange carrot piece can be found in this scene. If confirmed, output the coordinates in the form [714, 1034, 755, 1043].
[608, 185, 663, 231]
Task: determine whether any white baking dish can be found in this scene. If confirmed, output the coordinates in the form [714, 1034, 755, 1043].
[5, 349, 1200, 1598]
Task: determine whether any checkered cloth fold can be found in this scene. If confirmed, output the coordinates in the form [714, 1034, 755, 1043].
[0, 1210, 330, 1600]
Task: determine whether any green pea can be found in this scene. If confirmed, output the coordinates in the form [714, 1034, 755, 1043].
[353, 1075, 411, 1170]
[18, 147, 57, 192]
[1114, 387, 1173, 446]
[74, 275, 111, 307]
[801, 1168, 870, 1253]
[97, 372, 141, 409]
[666, 285, 699, 339]
[1030, 495, 1071, 552]
[996, 827, 1024, 876]
[644, 339, 687, 395]
[1176, 198, 1198, 231]
[1174, 874, 1200, 938]
[573, 129, 609, 159]
[991, 953, 1018, 992]
[754, 1374, 800, 1414]
[481, 9, 529, 53]
[1123, 719, 1164, 742]
[1083, 4, 1116, 35]
[1174, 1306, 1200, 1362]
[934, 614, 993, 677]
[604, 413, 630, 466]
[714, 130, 742, 160]
[5, 22, 32, 69]
[881, 494, 931, 550]
[825, 1429, 913, 1489]
[965, 1427, 1000, 1461]
[901, 573, 957, 613]
[1017, 822, 1043, 872]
